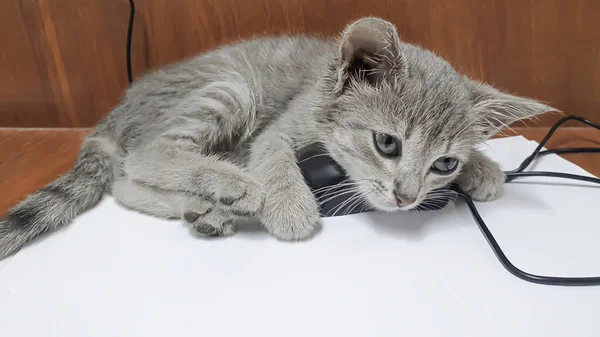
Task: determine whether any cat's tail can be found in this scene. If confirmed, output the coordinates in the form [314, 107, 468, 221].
[0, 137, 114, 259]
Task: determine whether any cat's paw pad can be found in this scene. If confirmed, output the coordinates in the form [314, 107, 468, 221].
[213, 176, 265, 216]
[459, 161, 506, 202]
[260, 190, 321, 241]
[184, 209, 236, 237]
[193, 219, 235, 237]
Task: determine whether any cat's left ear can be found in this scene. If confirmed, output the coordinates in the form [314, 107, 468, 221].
[337, 17, 408, 90]
[466, 78, 556, 136]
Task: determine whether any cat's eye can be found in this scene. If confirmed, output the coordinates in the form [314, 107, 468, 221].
[430, 157, 459, 174]
[373, 132, 400, 157]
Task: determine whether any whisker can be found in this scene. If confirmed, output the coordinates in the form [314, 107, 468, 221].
[347, 190, 373, 215]
[314, 187, 345, 201]
[421, 200, 445, 209]
[424, 192, 456, 200]
[313, 183, 360, 198]
[329, 188, 372, 217]
[298, 153, 332, 164]
[318, 188, 358, 206]
[329, 192, 363, 217]
[311, 179, 352, 193]
[338, 195, 363, 217]
[358, 202, 370, 213]
[315, 183, 355, 197]
[422, 200, 440, 207]
[326, 195, 351, 217]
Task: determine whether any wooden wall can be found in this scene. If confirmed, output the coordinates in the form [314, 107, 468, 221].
[1, 0, 599, 128]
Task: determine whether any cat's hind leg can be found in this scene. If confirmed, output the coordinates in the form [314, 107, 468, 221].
[112, 178, 181, 219]
[112, 178, 237, 236]
[123, 136, 265, 218]
[116, 77, 264, 235]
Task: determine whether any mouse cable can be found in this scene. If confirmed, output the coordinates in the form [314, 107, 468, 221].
[126, 0, 135, 86]
[456, 115, 600, 286]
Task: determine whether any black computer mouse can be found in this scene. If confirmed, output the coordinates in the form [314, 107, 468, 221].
[297, 143, 456, 217]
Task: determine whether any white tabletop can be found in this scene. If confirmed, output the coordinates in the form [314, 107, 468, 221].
[1, 136, 599, 337]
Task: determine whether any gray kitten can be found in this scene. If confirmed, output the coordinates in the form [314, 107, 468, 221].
[0, 18, 552, 258]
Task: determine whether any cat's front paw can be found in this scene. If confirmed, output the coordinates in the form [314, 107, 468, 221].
[457, 155, 506, 202]
[260, 185, 320, 241]
[211, 174, 265, 217]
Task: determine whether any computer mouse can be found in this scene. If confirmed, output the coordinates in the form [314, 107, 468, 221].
[297, 143, 456, 217]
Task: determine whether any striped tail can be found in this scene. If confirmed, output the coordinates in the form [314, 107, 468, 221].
[0, 138, 113, 259]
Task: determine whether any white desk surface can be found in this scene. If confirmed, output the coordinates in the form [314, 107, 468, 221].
[1, 136, 599, 337]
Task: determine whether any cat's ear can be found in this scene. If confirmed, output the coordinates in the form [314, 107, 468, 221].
[337, 17, 408, 89]
[466, 78, 556, 136]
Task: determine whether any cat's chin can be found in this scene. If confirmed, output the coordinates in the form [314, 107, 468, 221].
[372, 205, 417, 213]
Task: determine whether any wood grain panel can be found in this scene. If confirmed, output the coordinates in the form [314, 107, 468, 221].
[0, 128, 91, 214]
[142, 0, 600, 126]
[0, 0, 60, 127]
[0, 0, 145, 128]
[1, 0, 599, 128]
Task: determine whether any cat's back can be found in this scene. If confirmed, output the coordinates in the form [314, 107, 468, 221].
[225, 35, 335, 114]
[104, 35, 335, 149]
[133, 35, 334, 102]
[175, 35, 335, 109]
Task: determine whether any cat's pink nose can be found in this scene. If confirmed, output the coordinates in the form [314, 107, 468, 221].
[394, 192, 415, 207]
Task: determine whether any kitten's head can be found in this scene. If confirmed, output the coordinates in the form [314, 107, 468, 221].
[320, 17, 553, 211]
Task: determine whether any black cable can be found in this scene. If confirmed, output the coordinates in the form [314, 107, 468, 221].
[458, 192, 600, 286]
[506, 115, 600, 174]
[126, 0, 135, 85]
[539, 147, 600, 156]
[460, 115, 600, 286]
[506, 171, 600, 184]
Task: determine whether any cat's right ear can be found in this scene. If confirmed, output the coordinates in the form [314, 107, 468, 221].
[336, 17, 408, 91]
[466, 78, 556, 136]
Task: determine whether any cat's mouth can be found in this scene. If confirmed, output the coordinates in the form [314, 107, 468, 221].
[366, 188, 454, 212]
[365, 191, 420, 212]
[397, 201, 422, 211]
